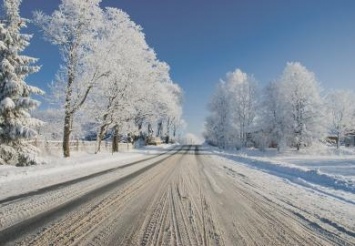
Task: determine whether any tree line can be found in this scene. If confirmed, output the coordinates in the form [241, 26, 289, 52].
[205, 62, 355, 151]
[0, 0, 183, 166]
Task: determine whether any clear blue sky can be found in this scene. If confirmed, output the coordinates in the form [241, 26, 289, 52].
[19, 0, 355, 137]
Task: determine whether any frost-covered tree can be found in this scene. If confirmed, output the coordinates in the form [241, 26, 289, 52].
[325, 90, 355, 148]
[35, 3, 183, 155]
[257, 80, 292, 150]
[225, 69, 258, 147]
[276, 62, 325, 150]
[80, 8, 146, 152]
[79, 8, 183, 152]
[256, 63, 326, 151]
[111, 60, 182, 149]
[0, 0, 44, 166]
[163, 82, 183, 143]
[149, 62, 183, 142]
[34, 0, 111, 157]
[204, 68, 258, 149]
[204, 81, 234, 148]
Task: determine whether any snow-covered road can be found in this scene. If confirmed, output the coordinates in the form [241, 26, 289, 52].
[0, 145, 176, 201]
[0, 145, 182, 244]
[0, 145, 354, 245]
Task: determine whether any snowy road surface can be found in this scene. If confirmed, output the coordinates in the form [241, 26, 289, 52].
[0, 145, 355, 245]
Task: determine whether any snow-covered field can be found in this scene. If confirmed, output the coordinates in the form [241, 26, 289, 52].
[274, 155, 355, 177]
[212, 146, 355, 182]
[210, 146, 355, 207]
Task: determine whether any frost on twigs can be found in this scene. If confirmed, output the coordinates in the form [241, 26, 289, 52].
[34, 1, 184, 156]
[205, 62, 326, 151]
[0, 0, 44, 166]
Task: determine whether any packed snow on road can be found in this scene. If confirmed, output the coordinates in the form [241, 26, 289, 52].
[1, 144, 355, 244]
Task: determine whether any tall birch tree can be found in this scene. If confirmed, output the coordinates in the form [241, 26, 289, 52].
[34, 0, 110, 157]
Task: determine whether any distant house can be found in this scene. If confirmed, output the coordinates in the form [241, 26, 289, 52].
[325, 130, 355, 148]
[326, 135, 338, 145]
[345, 131, 355, 147]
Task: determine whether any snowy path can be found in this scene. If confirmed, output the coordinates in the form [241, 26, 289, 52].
[0, 146, 182, 244]
[0, 145, 176, 201]
[1, 145, 354, 245]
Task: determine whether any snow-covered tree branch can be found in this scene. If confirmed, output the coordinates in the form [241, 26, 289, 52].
[34, 2, 183, 155]
[206, 62, 328, 151]
[0, 0, 44, 166]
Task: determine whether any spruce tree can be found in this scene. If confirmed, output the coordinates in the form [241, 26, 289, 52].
[0, 0, 44, 166]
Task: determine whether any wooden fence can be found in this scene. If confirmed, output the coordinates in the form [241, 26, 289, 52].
[29, 139, 133, 154]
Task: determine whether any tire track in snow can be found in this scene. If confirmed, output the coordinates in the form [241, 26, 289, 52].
[2, 145, 352, 245]
[0, 146, 187, 245]
[0, 146, 180, 205]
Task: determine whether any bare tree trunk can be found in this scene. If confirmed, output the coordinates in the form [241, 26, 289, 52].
[296, 140, 301, 151]
[61, 43, 103, 157]
[138, 122, 143, 139]
[112, 125, 120, 153]
[62, 45, 75, 158]
[96, 122, 110, 153]
[96, 125, 105, 153]
[337, 132, 340, 149]
[166, 119, 170, 143]
[148, 123, 153, 137]
[135, 116, 144, 139]
[157, 120, 163, 138]
[63, 112, 72, 157]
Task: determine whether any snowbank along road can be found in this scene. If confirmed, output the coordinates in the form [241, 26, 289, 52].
[0, 145, 354, 245]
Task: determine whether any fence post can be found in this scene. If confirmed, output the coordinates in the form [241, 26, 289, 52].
[76, 139, 79, 152]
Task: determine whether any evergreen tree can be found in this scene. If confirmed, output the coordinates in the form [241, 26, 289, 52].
[0, 0, 44, 166]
